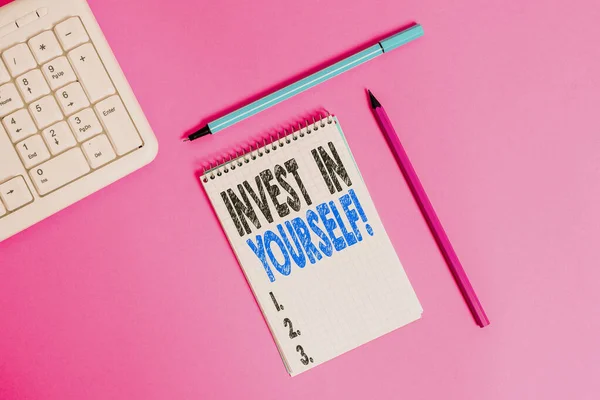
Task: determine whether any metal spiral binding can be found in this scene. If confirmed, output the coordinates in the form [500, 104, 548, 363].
[202, 111, 334, 183]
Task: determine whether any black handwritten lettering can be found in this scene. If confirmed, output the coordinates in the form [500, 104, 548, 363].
[275, 165, 301, 212]
[260, 169, 290, 218]
[227, 187, 260, 236]
[220, 191, 244, 236]
[243, 177, 273, 223]
[285, 158, 312, 206]
[311, 148, 333, 193]
[316, 142, 352, 194]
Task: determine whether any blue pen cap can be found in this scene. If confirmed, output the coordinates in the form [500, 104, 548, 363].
[379, 24, 424, 53]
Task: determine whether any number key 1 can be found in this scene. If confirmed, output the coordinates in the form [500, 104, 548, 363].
[16, 134, 50, 168]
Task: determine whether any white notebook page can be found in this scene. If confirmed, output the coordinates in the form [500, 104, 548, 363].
[202, 117, 422, 375]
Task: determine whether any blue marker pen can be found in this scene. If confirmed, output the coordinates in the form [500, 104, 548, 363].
[185, 24, 423, 141]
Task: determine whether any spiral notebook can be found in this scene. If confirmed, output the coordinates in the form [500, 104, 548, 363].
[201, 113, 422, 376]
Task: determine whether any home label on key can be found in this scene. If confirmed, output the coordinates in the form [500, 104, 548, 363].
[0, 83, 24, 117]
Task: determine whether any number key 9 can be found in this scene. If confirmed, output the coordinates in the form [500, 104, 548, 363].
[42, 56, 77, 90]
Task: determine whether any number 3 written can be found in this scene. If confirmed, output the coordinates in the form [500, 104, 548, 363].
[296, 345, 313, 365]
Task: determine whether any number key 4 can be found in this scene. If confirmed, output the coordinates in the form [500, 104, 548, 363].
[3, 109, 37, 142]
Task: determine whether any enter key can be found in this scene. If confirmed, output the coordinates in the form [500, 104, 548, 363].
[95, 95, 142, 156]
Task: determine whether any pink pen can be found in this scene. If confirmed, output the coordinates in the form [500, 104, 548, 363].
[368, 90, 490, 327]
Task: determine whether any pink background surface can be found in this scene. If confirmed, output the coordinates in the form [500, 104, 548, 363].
[2, 0, 600, 398]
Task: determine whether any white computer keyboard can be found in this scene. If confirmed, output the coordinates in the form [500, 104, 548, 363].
[0, 0, 158, 242]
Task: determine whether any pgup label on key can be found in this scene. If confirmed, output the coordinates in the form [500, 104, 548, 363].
[42, 57, 77, 91]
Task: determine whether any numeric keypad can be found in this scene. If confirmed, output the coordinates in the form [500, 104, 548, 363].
[0, 14, 135, 200]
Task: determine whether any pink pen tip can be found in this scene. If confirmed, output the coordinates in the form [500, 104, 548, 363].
[367, 90, 381, 109]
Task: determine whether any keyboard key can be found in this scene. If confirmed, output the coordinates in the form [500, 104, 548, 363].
[2, 43, 37, 77]
[96, 96, 142, 155]
[68, 108, 102, 142]
[3, 109, 37, 142]
[30, 148, 90, 195]
[42, 121, 76, 155]
[42, 56, 77, 90]
[17, 69, 51, 103]
[0, 123, 24, 182]
[0, 199, 5, 216]
[0, 22, 17, 40]
[29, 30, 63, 64]
[68, 43, 115, 102]
[56, 82, 89, 115]
[29, 96, 63, 129]
[0, 83, 25, 117]
[16, 12, 38, 28]
[0, 60, 10, 84]
[0, 176, 33, 211]
[82, 134, 116, 169]
[55, 17, 89, 51]
[17, 134, 50, 168]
